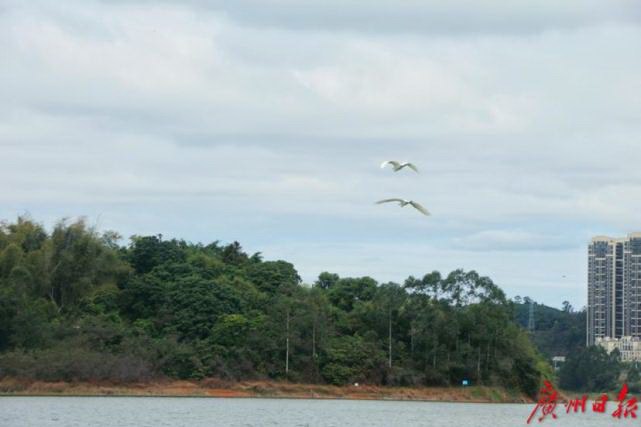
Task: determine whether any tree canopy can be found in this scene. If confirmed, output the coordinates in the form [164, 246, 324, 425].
[0, 216, 549, 397]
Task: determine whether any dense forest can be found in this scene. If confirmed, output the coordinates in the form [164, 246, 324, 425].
[513, 299, 585, 359]
[0, 216, 551, 397]
[513, 296, 639, 393]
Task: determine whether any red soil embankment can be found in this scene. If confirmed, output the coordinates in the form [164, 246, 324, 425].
[0, 377, 531, 403]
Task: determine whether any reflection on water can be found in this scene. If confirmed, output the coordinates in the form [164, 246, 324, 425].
[0, 396, 622, 427]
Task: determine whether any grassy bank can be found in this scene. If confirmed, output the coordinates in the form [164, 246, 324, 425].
[0, 378, 531, 403]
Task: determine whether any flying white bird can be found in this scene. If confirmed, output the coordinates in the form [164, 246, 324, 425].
[376, 199, 430, 216]
[380, 161, 419, 173]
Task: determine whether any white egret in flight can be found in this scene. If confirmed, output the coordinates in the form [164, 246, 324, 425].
[380, 161, 419, 173]
[376, 199, 430, 216]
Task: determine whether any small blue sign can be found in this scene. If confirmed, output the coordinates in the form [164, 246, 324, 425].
[462, 379, 469, 386]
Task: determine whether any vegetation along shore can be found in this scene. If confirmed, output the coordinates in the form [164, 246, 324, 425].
[1, 216, 556, 400]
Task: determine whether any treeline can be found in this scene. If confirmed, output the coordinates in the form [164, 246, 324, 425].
[513, 298, 585, 359]
[0, 217, 548, 396]
[513, 297, 640, 393]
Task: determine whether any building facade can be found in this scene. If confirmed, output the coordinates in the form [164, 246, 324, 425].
[587, 233, 641, 350]
[596, 336, 641, 362]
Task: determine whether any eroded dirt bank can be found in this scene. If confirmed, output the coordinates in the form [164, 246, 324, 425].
[0, 378, 531, 403]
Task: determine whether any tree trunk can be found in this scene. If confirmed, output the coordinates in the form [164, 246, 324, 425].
[312, 317, 316, 359]
[486, 343, 491, 368]
[410, 325, 415, 354]
[388, 307, 392, 369]
[432, 337, 439, 369]
[285, 308, 290, 377]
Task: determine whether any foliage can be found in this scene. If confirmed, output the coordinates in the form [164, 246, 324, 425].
[0, 216, 549, 396]
[512, 299, 585, 359]
[558, 346, 620, 392]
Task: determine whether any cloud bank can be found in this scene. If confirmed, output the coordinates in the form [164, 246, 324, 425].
[2, 0, 640, 307]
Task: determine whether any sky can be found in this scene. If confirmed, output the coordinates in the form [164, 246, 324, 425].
[2, 0, 641, 308]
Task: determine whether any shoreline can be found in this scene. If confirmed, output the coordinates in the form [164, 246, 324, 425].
[0, 378, 531, 403]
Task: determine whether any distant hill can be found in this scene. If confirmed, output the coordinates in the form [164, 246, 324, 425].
[513, 300, 585, 359]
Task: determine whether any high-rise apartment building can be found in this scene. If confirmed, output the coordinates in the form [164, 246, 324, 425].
[587, 233, 641, 347]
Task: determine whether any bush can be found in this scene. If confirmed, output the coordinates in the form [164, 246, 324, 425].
[0, 346, 154, 383]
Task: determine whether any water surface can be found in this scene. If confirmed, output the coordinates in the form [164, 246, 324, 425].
[0, 396, 623, 426]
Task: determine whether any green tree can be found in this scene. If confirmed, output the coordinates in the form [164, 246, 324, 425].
[246, 260, 300, 294]
[0, 215, 550, 397]
[559, 346, 620, 392]
[127, 235, 186, 274]
[315, 272, 339, 290]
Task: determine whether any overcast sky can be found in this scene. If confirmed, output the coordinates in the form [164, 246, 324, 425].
[2, 0, 641, 308]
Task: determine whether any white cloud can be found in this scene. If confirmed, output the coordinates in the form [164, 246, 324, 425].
[453, 230, 570, 251]
[1, 0, 640, 308]
[95, 0, 641, 36]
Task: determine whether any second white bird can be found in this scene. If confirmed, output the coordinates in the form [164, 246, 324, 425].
[376, 199, 430, 216]
[380, 161, 419, 173]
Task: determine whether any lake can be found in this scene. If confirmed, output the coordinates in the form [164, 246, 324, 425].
[0, 396, 623, 426]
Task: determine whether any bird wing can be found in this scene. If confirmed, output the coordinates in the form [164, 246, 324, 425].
[409, 201, 430, 215]
[376, 198, 405, 204]
[380, 160, 400, 169]
[406, 163, 419, 173]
